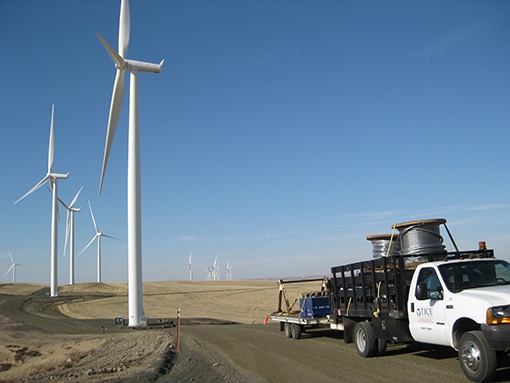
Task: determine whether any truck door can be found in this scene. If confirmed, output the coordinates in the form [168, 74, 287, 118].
[408, 267, 449, 346]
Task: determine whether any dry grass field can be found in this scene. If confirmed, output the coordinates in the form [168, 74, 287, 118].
[54, 279, 327, 324]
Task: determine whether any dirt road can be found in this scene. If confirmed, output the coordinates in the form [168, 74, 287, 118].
[179, 323, 510, 383]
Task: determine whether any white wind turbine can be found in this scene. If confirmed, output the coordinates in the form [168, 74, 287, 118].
[58, 187, 83, 285]
[14, 105, 69, 297]
[78, 201, 121, 283]
[225, 261, 232, 281]
[188, 252, 193, 281]
[212, 256, 219, 280]
[97, 0, 164, 327]
[5, 251, 21, 283]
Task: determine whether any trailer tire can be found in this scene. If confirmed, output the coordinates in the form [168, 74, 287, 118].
[284, 323, 292, 338]
[355, 321, 377, 358]
[291, 324, 302, 340]
[459, 331, 497, 382]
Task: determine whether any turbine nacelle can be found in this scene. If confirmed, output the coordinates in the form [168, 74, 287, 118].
[97, 33, 164, 74]
[125, 58, 164, 74]
[49, 172, 70, 180]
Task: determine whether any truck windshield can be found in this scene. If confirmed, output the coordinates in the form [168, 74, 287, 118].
[438, 260, 510, 293]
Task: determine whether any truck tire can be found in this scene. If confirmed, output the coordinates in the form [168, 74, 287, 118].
[355, 321, 377, 358]
[291, 324, 302, 340]
[343, 317, 355, 344]
[284, 323, 292, 338]
[377, 338, 387, 356]
[459, 331, 497, 382]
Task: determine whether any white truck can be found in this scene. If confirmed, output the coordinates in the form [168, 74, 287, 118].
[270, 220, 510, 382]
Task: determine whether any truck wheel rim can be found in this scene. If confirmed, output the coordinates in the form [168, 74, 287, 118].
[357, 329, 366, 351]
[461, 340, 481, 373]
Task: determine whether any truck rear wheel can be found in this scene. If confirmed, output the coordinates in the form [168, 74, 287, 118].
[459, 331, 497, 382]
[343, 317, 355, 344]
[377, 338, 387, 356]
[355, 321, 377, 358]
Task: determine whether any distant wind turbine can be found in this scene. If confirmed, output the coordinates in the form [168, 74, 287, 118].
[212, 256, 219, 280]
[78, 201, 121, 283]
[97, 0, 164, 327]
[225, 261, 232, 281]
[58, 187, 83, 285]
[5, 251, 21, 283]
[14, 105, 69, 297]
[188, 252, 193, 281]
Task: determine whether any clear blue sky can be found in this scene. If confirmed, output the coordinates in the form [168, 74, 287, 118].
[1, 0, 509, 284]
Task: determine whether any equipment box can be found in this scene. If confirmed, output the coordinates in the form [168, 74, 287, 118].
[300, 296, 330, 318]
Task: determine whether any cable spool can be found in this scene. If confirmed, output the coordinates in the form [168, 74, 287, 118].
[392, 218, 447, 256]
[366, 234, 400, 258]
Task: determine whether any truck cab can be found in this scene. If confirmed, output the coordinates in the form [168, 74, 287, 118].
[409, 258, 510, 347]
[408, 258, 510, 381]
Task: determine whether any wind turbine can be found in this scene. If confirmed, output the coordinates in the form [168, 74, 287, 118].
[14, 105, 69, 297]
[97, 0, 164, 327]
[225, 261, 232, 281]
[212, 256, 219, 280]
[188, 252, 193, 281]
[5, 251, 21, 283]
[58, 187, 83, 285]
[78, 201, 121, 283]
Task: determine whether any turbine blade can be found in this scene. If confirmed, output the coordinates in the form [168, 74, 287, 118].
[118, 0, 130, 58]
[99, 68, 125, 194]
[97, 33, 125, 68]
[48, 105, 55, 173]
[57, 194, 70, 210]
[88, 201, 99, 233]
[8, 250, 14, 264]
[102, 233, 123, 242]
[4, 264, 15, 276]
[77, 235, 98, 257]
[14, 175, 49, 204]
[63, 211, 71, 257]
[69, 186, 83, 208]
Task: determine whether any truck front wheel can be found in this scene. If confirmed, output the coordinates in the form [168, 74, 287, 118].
[459, 331, 497, 382]
[355, 321, 377, 357]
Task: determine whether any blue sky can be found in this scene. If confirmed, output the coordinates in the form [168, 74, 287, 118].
[0, 0, 509, 284]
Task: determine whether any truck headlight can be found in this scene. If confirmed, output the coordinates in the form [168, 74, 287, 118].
[486, 305, 510, 325]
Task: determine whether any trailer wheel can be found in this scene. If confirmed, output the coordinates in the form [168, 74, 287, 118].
[284, 323, 292, 338]
[291, 324, 302, 340]
[355, 321, 377, 358]
[459, 331, 497, 382]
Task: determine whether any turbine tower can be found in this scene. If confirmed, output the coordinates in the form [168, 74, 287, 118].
[5, 251, 21, 283]
[14, 105, 69, 297]
[78, 201, 121, 283]
[188, 252, 193, 281]
[58, 187, 83, 285]
[97, 0, 164, 326]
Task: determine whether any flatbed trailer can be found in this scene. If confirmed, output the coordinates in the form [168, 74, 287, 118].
[268, 277, 337, 339]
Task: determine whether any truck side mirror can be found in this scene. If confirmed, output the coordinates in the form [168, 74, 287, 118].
[416, 282, 428, 301]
